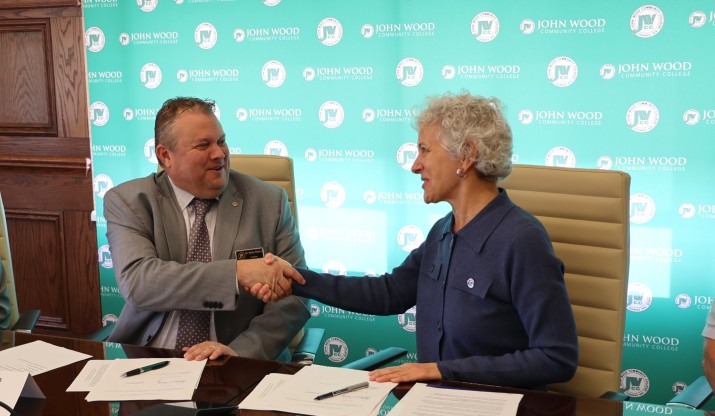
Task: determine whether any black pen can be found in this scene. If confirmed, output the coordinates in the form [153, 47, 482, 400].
[120, 360, 170, 378]
[314, 381, 369, 400]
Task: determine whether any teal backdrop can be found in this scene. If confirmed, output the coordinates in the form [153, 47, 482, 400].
[83, 0, 715, 408]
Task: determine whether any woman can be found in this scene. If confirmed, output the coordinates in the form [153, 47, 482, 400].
[189, 92, 578, 389]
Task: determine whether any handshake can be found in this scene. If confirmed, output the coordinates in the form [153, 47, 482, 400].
[235, 253, 305, 302]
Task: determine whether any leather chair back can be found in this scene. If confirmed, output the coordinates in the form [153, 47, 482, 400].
[230, 154, 298, 226]
[500, 164, 631, 398]
[0, 192, 19, 329]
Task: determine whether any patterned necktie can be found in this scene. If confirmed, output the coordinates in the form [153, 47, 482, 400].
[175, 198, 214, 349]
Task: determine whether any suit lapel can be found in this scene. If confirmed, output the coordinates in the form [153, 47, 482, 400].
[214, 183, 244, 260]
[155, 172, 189, 262]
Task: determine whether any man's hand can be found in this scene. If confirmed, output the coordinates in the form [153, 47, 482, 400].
[236, 254, 304, 302]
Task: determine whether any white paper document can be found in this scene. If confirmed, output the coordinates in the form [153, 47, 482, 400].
[81, 358, 206, 402]
[387, 383, 523, 416]
[0, 340, 92, 375]
[66, 359, 113, 391]
[239, 364, 396, 416]
[0, 371, 45, 416]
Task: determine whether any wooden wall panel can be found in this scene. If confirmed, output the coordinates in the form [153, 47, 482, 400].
[0, 0, 100, 338]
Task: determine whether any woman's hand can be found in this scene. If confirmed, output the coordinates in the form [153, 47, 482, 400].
[368, 362, 442, 383]
[183, 342, 237, 361]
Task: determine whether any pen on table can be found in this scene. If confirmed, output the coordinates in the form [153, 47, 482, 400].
[314, 381, 369, 400]
[120, 360, 170, 378]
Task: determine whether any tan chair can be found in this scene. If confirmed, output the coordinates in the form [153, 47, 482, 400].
[230, 154, 298, 227]
[500, 164, 631, 399]
[0, 192, 41, 332]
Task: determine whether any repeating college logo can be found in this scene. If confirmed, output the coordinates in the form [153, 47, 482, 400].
[262, 60, 286, 87]
[233, 26, 300, 42]
[320, 181, 346, 209]
[688, 11, 707, 28]
[144, 138, 157, 164]
[98, 245, 113, 268]
[545, 146, 576, 167]
[305, 147, 374, 164]
[398, 306, 417, 332]
[83, 0, 119, 9]
[119, 31, 179, 46]
[626, 101, 659, 132]
[89, 101, 110, 127]
[601, 61, 692, 80]
[123, 107, 156, 121]
[522, 17, 607, 35]
[309, 303, 320, 317]
[623, 333, 680, 352]
[176, 68, 239, 83]
[101, 313, 118, 327]
[140, 63, 162, 89]
[263, 140, 288, 156]
[620, 368, 650, 397]
[600, 155, 687, 173]
[84, 27, 105, 52]
[322, 260, 347, 276]
[88, 70, 123, 84]
[323, 337, 348, 362]
[304, 65, 374, 81]
[317, 18, 343, 46]
[547, 56, 578, 87]
[678, 202, 715, 220]
[318, 101, 345, 128]
[195, 23, 218, 49]
[630, 193, 656, 224]
[524, 109, 603, 126]
[631, 245, 683, 264]
[442, 63, 521, 80]
[397, 225, 424, 252]
[627, 282, 653, 313]
[396, 143, 418, 170]
[683, 109, 700, 125]
[136, 0, 158, 13]
[396, 58, 424, 87]
[471, 12, 499, 42]
[363, 189, 423, 206]
[674, 294, 692, 308]
[264, 0, 281, 6]
[630, 5, 664, 38]
[93, 173, 114, 198]
[361, 22, 436, 38]
[518, 110, 534, 125]
[362, 107, 415, 123]
[92, 143, 126, 158]
[236, 107, 301, 122]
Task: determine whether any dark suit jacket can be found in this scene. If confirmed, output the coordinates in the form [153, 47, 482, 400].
[104, 170, 309, 361]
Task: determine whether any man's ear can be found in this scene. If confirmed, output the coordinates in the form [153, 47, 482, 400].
[155, 144, 170, 169]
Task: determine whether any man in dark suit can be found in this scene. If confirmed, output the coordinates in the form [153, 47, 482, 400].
[104, 97, 308, 362]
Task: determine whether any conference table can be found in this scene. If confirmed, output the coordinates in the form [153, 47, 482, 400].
[1, 331, 711, 416]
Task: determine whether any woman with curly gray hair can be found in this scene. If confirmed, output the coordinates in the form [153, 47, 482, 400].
[264, 91, 578, 389]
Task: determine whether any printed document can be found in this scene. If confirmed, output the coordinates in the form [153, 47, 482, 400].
[81, 358, 206, 402]
[387, 383, 523, 416]
[0, 340, 91, 375]
[240, 364, 396, 416]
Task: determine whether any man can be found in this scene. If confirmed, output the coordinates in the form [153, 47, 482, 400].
[104, 97, 308, 362]
[704, 302, 715, 390]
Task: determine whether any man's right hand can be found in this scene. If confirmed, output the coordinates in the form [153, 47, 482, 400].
[235, 254, 304, 302]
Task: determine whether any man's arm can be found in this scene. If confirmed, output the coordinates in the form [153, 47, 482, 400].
[704, 337, 715, 391]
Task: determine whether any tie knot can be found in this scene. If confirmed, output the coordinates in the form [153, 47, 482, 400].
[192, 198, 214, 217]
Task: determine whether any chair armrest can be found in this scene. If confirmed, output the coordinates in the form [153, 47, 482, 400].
[667, 376, 713, 409]
[86, 322, 116, 341]
[342, 347, 408, 371]
[291, 327, 325, 365]
[600, 391, 629, 401]
[11, 309, 41, 333]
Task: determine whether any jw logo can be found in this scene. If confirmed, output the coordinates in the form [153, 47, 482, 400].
[267, 147, 282, 156]
[400, 66, 418, 82]
[630, 110, 651, 127]
[634, 14, 656, 33]
[620, 369, 649, 397]
[550, 65, 570, 81]
[198, 30, 213, 44]
[266, 67, 281, 81]
[550, 155, 571, 167]
[398, 307, 417, 332]
[321, 25, 338, 39]
[397, 143, 418, 170]
[323, 337, 348, 362]
[474, 20, 494, 37]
